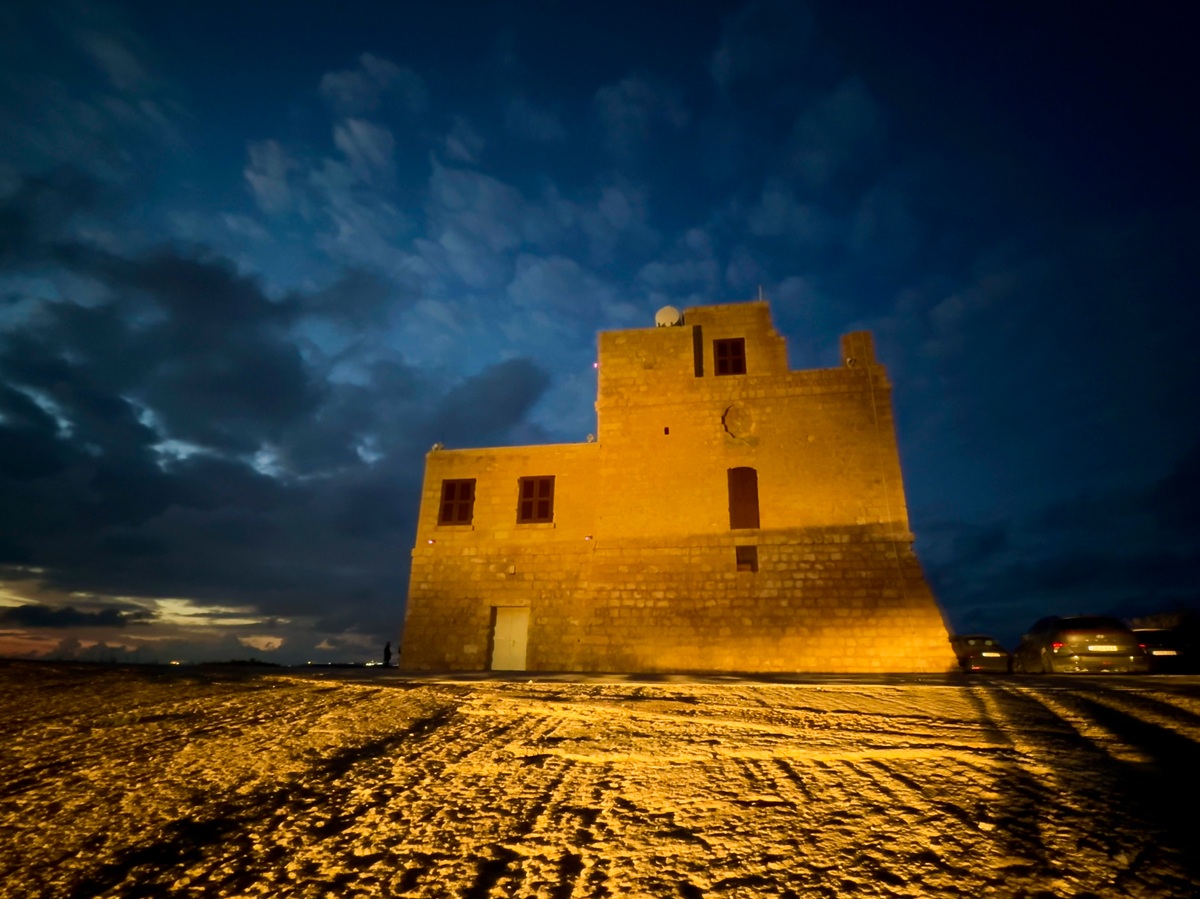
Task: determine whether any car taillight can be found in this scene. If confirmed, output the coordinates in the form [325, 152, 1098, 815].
[1051, 641, 1064, 651]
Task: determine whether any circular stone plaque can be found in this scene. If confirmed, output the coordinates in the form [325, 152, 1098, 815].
[722, 402, 755, 438]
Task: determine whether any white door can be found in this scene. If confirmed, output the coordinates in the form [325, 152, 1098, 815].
[490, 606, 530, 671]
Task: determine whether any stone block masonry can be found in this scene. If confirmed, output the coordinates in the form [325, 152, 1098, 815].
[400, 300, 957, 674]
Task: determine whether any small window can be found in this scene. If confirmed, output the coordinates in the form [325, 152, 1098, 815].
[736, 546, 758, 572]
[517, 476, 555, 523]
[438, 479, 476, 525]
[714, 338, 746, 375]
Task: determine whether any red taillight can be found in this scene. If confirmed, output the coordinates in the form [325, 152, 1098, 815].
[1051, 641, 1064, 651]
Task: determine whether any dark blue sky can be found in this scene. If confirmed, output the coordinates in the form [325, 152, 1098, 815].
[1, 0, 1196, 663]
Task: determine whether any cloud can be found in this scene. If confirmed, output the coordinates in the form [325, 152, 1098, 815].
[425, 163, 524, 243]
[710, 0, 818, 91]
[505, 97, 567, 144]
[881, 214, 1199, 534]
[0, 230, 408, 630]
[245, 143, 414, 273]
[219, 213, 271, 243]
[300, 266, 403, 331]
[636, 258, 720, 293]
[429, 358, 551, 448]
[0, 8, 184, 182]
[0, 385, 71, 482]
[574, 184, 660, 269]
[593, 76, 689, 160]
[408, 168, 662, 294]
[333, 119, 396, 187]
[417, 163, 526, 289]
[923, 441, 1200, 643]
[78, 30, 154, 93]
[745, 180, 834, 245]
[244, 141, 299, 215]
[443, 116, 486, 164]
[319, 53, 427, 117]
[0, 166, 109, 264]
[240, 56, 431, 274]
[41, 247, 320, 456]
[849, 179, 921, 268]
[507, 254, 616, 321]
[0, 603, 154, 628]
[308, 164, 415, 272]
[722, 245, 771, 296]
[0, 150, 589, 658]
[634, 229, 722, 295]
[39, 631, 292, 664]
[786, 79, 886, 190]
[771, 274, 837, 342]
[733, 79, 892, 259]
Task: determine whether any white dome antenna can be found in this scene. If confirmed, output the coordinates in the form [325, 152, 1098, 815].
[655, 305, 683, 327]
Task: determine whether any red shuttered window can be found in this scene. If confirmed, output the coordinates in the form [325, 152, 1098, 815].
[714, 338, 746, 375]
[438, 479, 476, 525]
[516, 476, 555, 523]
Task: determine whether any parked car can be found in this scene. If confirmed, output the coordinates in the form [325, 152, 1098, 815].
[1133, 628, 1192, 673]
[950, 634, 1011, 673]
[1012, 615, 1149, 674]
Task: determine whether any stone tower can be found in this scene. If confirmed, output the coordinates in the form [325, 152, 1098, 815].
[400, 300, 955, 673]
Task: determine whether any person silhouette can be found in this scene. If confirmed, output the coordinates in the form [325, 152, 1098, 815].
[383, 641, 392, 668]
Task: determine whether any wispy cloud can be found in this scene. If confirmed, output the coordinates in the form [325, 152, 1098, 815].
[505, 96, 567, 144]
[245, 140, 299, 215]
[593, 76, 689, 160]
[443, 116, 486, 164]
[333, 118, 397, 187]
[710, 0, 818, 92]
[318, 53, 427, 117]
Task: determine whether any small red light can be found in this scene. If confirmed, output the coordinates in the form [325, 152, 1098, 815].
[1051, 641, 1064, 651]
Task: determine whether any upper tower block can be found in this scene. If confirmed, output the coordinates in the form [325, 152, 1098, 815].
[684, 301, 791, 377]
[596, 300, 791, 404]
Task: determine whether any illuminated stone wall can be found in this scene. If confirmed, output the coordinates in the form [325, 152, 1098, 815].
[400, 443, 599, 671]
[400, 300, 956, 673]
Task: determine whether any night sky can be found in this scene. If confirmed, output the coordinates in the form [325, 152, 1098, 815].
[1, 0, 1196, 665]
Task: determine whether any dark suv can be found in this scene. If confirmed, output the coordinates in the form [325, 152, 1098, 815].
[1134, 628, 1193, 673]
[1013, 615, 1149, 674]
[950, 634, 1012, 673]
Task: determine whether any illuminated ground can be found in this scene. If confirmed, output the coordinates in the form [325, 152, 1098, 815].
[2, 663, 1199, 898]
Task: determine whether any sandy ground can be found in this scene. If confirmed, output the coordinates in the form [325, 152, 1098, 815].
[2, 663, 1199, 898]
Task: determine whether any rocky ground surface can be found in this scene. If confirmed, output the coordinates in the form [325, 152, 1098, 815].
[2, 662, 1199, 898]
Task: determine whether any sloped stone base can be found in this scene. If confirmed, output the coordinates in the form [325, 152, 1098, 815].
[401, 526, 956, 674]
